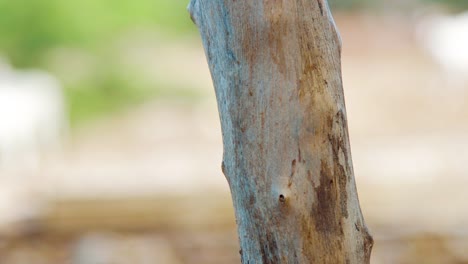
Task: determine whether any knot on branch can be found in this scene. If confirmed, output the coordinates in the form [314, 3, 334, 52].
[187, 0, 200, 25]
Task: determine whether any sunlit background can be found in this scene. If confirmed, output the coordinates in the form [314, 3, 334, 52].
[0, 0, 467, 263]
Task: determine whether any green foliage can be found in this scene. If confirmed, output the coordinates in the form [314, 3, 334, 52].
[66, 71, 149, 125]
[422, 0, 468, 10]
[330, 0, 468, 10]
[66, 72, 202, 126]
[0, 0, 194, 67]
[0, 0, 197, 125]
[329, 0, 378, 10]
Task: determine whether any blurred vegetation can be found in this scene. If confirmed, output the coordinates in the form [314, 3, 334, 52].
[331, 0, 468, 10]
[0, 0, 196, 126]
[0, 0, 194, 67]
[330, 0, 377, 10]
[0, 0, 465, 125]
[424, 0, 468, 10]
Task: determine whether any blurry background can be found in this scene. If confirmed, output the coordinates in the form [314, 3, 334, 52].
[0, 0, 467, 263]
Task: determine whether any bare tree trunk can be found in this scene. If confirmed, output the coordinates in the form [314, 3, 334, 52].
[189, 0, 373, 263]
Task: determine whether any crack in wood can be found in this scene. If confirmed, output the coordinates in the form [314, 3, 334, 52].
[317, 0, 324, 16]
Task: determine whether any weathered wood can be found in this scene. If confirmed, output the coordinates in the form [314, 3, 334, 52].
[189, 0, 373, 262]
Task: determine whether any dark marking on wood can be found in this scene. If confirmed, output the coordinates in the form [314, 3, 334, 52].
[291, 159, 297, 176]
[298, 146, 302, 163]
[279, 194, 286, 203]
[265, 1, 288, 76]
[249, 195, 256, 206]
[364, 232, 375, 255]
[307, 170, 313, 183]
[326, 112, 350, 218]
[288, 159, 297, 187]
[313, 160, 338, 233]
[317, 0, 324, 16]
[221, 161, 226, 175]
[259, 231, 280, 264]
[293, 250, 300, 264]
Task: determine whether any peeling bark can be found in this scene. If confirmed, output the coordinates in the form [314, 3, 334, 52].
[189, 0, 373, 263]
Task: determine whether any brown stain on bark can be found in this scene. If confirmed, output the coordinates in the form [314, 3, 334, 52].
[295, 0, 343, 105]
[297, 46, 321, 101]
[317, 0, 324, 16]
[364, 233, 374, 260]
[298, 112, 350, 261]
[330, 110, 351, 165]
[313, 160, 342, 233]
[299, 210, 346, 263]
[288, 159, 297, 187]
[326, 113, 349, 218]
[298, 146, 303, 163]
[355, 219, 375, 260]
[237, 3, 261, 89]
[269, 39, 286, 75]
[249, 195, 256, 206]
[296, 13, 327, 103]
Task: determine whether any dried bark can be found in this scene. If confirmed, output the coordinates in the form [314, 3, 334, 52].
[189, 0, 373, 263]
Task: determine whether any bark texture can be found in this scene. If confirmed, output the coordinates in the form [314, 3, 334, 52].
[189, 0, 373, 263]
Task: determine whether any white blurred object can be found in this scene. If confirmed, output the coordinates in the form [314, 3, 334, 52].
[0, 59, 68, 173]
[0, 179, 44, 235]
[416, 11, 468, 87]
